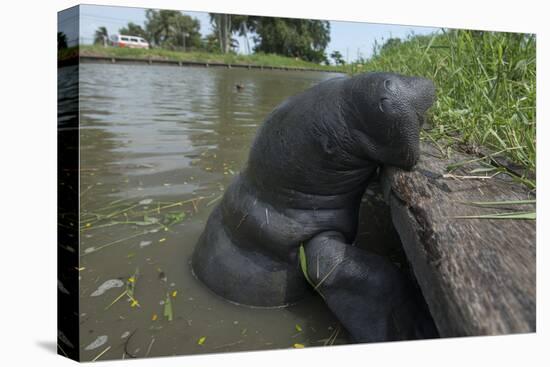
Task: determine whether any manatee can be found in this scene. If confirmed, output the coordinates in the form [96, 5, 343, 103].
[192, 72, 436, 308]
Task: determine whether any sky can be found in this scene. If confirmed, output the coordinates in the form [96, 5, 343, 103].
[59, 4, 440, 62]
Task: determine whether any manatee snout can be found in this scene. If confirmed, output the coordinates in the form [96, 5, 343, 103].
[407, 76, 436, 117]
[356, 73, 436, 171]
[400, 76, 435, 170]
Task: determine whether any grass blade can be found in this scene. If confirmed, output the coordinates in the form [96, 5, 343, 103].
[460, 199, 535, 206]
[299, 244, 315, 288]
[163, 293, 173, 321]
[454, 211, 535, 220]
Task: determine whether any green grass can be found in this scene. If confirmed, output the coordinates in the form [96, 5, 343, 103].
[351, 30, 536, 182]
[76, 45, 344, 71]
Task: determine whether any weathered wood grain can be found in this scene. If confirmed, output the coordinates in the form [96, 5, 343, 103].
[380, 142, 536, 337]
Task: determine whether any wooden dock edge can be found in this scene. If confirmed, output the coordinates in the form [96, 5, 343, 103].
[380, 142, 536, 337]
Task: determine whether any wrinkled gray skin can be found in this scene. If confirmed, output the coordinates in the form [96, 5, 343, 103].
[303, 231, 438, 342]
[192, 72, 436, 340]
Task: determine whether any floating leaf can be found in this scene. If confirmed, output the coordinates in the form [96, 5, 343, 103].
[129, 300, 140, 308]
[197, 336, 206, 345]
[159, 238, 166, 243]
[293, 343, 305, 349]
[139, 240, 152, 248]
[152, 314, 158, 321]
[295, 324, 302, 332]
[172, 290, 178, 298]
[134, 217, 159, 226]
[126, 268, 139, 299]
[84, 335, 108, 351]
[90, 279, 124, 297]
[163, 212, 186, 227]
[127, 292, 140, 308]
[164, 293, 173, 321]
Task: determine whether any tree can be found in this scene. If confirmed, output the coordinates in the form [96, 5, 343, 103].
[207, 14, 252, 54]
[209, 14, 231, 53]
[330, 50, 345, 65]
[202, 33, 221, 53]
[58, 32, 68, 50]
[250, 17, 331, 63]
[93, 26, 109, 46]
[202, 32, 239, 54]
[144, 9, 201, 50]
[119, 22, 148, 40]
[380, 37, 402, 52]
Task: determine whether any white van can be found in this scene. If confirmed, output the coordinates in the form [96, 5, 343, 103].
[110, 34, 150, 49]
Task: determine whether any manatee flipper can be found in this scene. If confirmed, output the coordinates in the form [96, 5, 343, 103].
[302, 231, 439, 343]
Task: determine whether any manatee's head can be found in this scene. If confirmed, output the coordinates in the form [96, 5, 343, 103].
[347, 72, 435, 170]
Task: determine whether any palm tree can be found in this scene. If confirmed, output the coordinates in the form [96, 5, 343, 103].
[210, 14, 232, 53]
[93, 26, 109, 46]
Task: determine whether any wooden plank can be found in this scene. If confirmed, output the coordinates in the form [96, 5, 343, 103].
[380, 142, 536, 337]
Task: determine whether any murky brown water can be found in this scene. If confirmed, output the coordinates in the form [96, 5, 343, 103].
[75, 63, 347, 360]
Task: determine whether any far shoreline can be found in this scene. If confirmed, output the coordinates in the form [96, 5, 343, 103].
[58, 45, 348, 73]
[77, 55, 344, 74]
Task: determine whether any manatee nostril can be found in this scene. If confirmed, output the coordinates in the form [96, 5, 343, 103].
[384, 79, 394, 92]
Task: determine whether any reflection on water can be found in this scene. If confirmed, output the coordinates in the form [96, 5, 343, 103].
[76, 63, 347, 360]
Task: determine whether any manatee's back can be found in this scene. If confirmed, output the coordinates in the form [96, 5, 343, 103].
[244, 76, 369, 196]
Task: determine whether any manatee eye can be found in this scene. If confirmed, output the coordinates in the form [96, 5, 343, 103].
[379, 97, 390, 113]
[384, 79, 395, 92]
